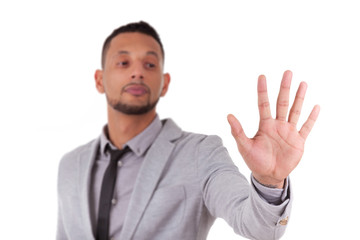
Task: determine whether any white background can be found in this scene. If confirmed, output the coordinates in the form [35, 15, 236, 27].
[1, 0, 359, 239]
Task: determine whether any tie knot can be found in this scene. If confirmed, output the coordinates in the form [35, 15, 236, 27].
[108, 146, 131, 161]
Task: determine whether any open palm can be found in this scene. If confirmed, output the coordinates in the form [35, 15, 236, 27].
[228, 70, 320, 188]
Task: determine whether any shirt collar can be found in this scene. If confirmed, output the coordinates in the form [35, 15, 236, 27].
[100, 115, 162, 157]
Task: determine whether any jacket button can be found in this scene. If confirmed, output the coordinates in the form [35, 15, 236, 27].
[279, 216, 288, 226]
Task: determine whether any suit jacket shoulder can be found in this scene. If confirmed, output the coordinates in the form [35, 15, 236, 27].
[59, 138, 98, 167]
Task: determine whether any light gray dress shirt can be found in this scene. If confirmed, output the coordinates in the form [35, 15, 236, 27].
[90, 115, 289, 239]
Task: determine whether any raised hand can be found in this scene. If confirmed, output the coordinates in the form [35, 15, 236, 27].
[227, 70, 320, 188]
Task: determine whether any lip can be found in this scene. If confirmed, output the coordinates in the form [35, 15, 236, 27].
[124, 85, 149, 96]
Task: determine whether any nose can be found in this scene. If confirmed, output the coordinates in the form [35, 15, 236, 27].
[131, 74, 144, 80]
[131, 62, 144, 81]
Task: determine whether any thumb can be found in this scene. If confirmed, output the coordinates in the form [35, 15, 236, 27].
[227, 114, 251, 154]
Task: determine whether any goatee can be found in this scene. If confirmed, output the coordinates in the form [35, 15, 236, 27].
[107, 97, 159, 115]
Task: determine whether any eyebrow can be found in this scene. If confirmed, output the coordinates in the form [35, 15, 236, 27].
[117, 50, 130, 55]
[146, 51, 159, 59]
[115, 50, 159, 59]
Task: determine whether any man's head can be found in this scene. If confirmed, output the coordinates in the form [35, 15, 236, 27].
[101, 21, 165, 69]
[95, 21, 170, 116]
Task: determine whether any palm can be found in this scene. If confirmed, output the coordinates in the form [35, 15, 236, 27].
[246, 119, 304, 182]
[228, 71, 320, 187]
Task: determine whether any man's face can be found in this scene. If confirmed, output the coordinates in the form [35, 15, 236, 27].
[95, 32, 170, 115]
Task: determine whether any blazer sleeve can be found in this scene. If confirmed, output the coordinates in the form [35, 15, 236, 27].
[56, 199, 67, 240]
[56, 154, 69, 240]
[197, 135, 292, 240]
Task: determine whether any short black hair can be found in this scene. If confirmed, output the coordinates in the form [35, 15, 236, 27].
[101, 21, 164, 68]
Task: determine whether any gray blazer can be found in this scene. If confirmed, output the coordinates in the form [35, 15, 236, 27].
[57, 119, 292, 240]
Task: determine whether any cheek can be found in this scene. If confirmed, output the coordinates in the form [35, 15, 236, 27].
[104, 74, 126, 91]
[146, 73, 163, 92]
[152, 80, 164, 96]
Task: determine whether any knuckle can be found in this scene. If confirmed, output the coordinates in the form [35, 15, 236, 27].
[258, 101, 270, 108]
[277, 100, 289, 108]
[290, 109, 301, 116]
[302, 124, 312, 132]
[261, 117, 272, 120]
[295, 95, 305, 101]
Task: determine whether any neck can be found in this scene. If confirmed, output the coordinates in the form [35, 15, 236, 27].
[106, 106, 157, 149]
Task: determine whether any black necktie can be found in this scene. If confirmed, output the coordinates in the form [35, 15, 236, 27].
[96, 146, 130, 240]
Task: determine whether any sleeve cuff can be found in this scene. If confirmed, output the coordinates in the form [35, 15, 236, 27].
[251, 174, 289, 205]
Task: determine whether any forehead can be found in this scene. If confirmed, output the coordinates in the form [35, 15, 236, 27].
[107, 32, 162, 59]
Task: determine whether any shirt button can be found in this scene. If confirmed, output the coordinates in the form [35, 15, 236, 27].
[111, 198, 117, 205]
[118, 161, 123, 167]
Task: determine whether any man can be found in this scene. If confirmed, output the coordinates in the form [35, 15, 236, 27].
[57, 21, 320, 240]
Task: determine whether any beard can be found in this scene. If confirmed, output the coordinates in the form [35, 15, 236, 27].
[106, 95, 159, 115]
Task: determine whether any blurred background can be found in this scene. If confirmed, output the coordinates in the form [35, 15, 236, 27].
[1, 0, 359, 239]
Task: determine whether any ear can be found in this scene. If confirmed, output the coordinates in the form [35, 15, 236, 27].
[160, 73, 171, 97]
[94, 69, 105, 93]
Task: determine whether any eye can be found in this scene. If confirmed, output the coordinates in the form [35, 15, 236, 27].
[145, 62, 156, 69]
[116, 61, 129, 67]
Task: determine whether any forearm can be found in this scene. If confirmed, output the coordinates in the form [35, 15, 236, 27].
[203, 170, 292, 240]
[198, 135, 292, 239]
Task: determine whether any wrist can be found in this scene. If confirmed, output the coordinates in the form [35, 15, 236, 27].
[252, 174, 285, 189]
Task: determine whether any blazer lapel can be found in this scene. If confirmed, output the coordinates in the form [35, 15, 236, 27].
[120, 119, 182, 240]
[78, 138, 100, 239]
